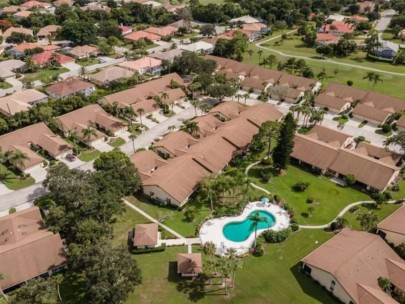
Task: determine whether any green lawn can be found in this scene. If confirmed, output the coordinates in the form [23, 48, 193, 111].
[0, 164, 36, 190]
[78, 149, 101, 162]
[198, 0, 225, 4]
[249, 164, 370, 225]
[0, 80, 12, 89]
[109, 137, 126, 148]
[342, 202, 401, 230]
[76, 58, 100, 67]
[247, 36, 405, 99]
[125, 196, 212, 237]
[124, 229, 338, 304]
[381, 28, 404, 44]
[24, 67, 69, 84]
[387, 178, 405, 200]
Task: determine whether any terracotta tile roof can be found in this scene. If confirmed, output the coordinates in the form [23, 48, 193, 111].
[192, 114, 224, 137]
[396, 115, 405, 129]
[133, 223, 158, 247]
[131, 98, 159, 113]
[209, 101, 247, 120]
[157, 88, 185, 105]
[69, 45, 99, 58]
[130, 150, 168, 181]
[386, 258, 405, 292]
[150, 49, 183, 61]
[46, 77, 94, 98]
[37, 25, 60, 37]
[1, 5, 22, 14]
[0, 89, 48, 116]
[11, 42, 41, 53]
[21, 0, 50, 8]
[242, 22, 267, 32]
[357, 284, 399, 304]
[2, 27, 33, 38]
[89, 66, 134, 84]
[316, 33, 339, 42]
[55, 104, 126, 135]
[9, 145, 44, 169]
[124, 30, 161, 41]
[0, 122, 71, 168]
[54, 0, 73, 6]
[302, 229, 404, 304]
[307, 125, 351, 148]
[323, 83, 368, 103]
[215, 116, 259, 149]
[101, 73, 184, 107]
[177, 253, 202, 275]
[292, 134, 340, 170]
[144, 26, 178, 37]
[154, 131, 199, 156]
[13, 10, 31, 18]
[32, 51, 75, 66]
[377, 204, 405, 236]
[278, 73, 317, 91]
[314, 93, 350, 111]
[329, 148, 399, 191]
[0, 207, 66, 290]
[354, 142, 401, 166]
[322, 21, 354, 34]
[352, 103, 391, 124]
[118, 57, 162, 71]
[361, 91, 405, 113]
[239, 102, 283, 126]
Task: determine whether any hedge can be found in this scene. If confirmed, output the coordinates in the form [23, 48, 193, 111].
[131, 243, 166, 254]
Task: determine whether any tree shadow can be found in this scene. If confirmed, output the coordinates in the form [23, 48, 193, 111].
[290, 263, 341, 304]
[301, 212, 309, 218]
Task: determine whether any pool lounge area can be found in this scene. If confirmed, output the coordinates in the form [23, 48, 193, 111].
[199, 201, 290, 255]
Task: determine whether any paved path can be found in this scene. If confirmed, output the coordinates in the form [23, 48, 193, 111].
[123, 198, 185, 239]
[160, 238, 201, 246]
[256, 30, 405, 76]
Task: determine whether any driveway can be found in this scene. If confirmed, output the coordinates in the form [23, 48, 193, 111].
[92, 140, 114, 152]
[26, 166, 48, 182]
[0, 183, 13, 196]
[375, 9, 396, 33]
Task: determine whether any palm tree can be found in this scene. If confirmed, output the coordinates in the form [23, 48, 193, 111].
[129, 131, 137, 154]
[7, 150, 29, 171]
[136, 108, 145, 126]
[124, 106, 136, 126]
[363, 72, 378, 89]
[243, 93, 250, 106]
[235, 94, 243, 104]
[378, 277, 392, 295]
[247, 49, 254, 63]
[79, 66, 87, 79]
[69, 130, 79, 154]
[81, 126, 97, 146]
[372, 73, 383, 87]
[248, 211, 268, 249]
[200, 176, 216, 210]
[190, 99, 199, 116]
[203, 242, 216, 255]
[257, 50, 263, 65]
[356, 212, 378, 231]
[266, 55, 277, 69]
[180, 120, 199, 137]
[161, 91, 172, 111]
[242, 176, 253, 203]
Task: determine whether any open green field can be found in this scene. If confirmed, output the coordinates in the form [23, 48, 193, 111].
[0, 164, 36, 190]
[125, 195, 212, 237]
[381, 28, 405, 44]
[249, 164, 371, 225]
[24, 67, 69, 84]
[247, 34, 405, 99]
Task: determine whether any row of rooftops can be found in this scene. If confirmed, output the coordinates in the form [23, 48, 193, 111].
[315, 83, 405, 126]
[291, 124, 401, 191]
[130, 102, 283, 205]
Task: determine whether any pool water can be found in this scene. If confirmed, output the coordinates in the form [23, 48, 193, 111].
[223, 210, 276, 242]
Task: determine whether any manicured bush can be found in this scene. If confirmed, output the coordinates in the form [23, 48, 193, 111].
[354, 136, 365, 144]
[131, 244, 166, 254]
[347, 80, 353, 86]
[345, 174, 356, 186]
[9, 208, 16, 214]
[349, 206, 359, 213]
[381, 123, 392, 133]
[262, 228, 291, 243]
[290, 223, 299, 232]
[252, 243, 264, 257]
[292, 181, 310, 192]
[306, 197, 315, 204]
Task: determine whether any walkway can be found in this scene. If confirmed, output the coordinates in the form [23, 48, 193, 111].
[256, 30, 405, 76]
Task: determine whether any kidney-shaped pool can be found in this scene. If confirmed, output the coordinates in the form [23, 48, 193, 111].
[223, 210, 276, 242]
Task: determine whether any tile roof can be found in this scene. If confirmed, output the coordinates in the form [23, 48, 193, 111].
[192, 114, 224, 137]
[323, 83, 368, 103]
[314, 93, 350, 111]
[0, 89, 47, 116]
[46, 77, 94, 98]
[307, 124, 351, 148]
[89, 66, 134, 84]
[130, 150, 168, 181]
[133, 223, 158, 247]
[144, 26, 178, 37]
[209, 101, 247, 119]
[69, 45, 99, 58]
[124, 30, 161, 41]
[118, 57, 162, 71]
[177, 253, 202, 275]
[32, 51, 75, 66]
[352, 103, 391, 123]
[2, 27, 33, 38]
[377, 204, 405, 236]
[37, 25, 60, 37]
[154, 131, 199, 156]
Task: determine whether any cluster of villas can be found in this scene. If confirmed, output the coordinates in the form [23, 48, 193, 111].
[292, 124, 401, 192]
[130, 101, 283, 207]
[206, 55, 321, 102]
[314, 83, 405, 128]
[302, 204, 405, 304]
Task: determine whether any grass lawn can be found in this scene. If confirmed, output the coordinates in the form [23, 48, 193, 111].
[125, 196, 212, 237]
[358, 120, 367, 128]
[0, 164, 36, 190]
[387, 178, 405, 200]
[333, 116, 348, 124]
[23, 67, 69, 84]
[198, 0, 225, 4]
[249, 164, 370, 225]
[76, 58, 100, 67]
[381, 28, 404, 44]
[247, 36, 405, 100]
[109, 137, 126, 147]
[78, 149, 101, 162]
[0, 80, 12, 89]
[342, 202, 401, 230]
[125, 229, 339, 304]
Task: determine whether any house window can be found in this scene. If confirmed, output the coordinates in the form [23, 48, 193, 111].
[149, 191, 154, 197]
[166, 198, 171, 204]
[330, 280, 336, 292]
[302, 264, 312, 275]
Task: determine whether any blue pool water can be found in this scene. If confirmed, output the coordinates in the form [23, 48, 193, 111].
[223, 210, 276, 242]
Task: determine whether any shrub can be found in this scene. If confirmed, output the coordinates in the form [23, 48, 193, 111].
[262, 228, 291, 243]
[292, 182, 310, 192]
[131, 244, 166, 254]
[184, 210, 195, 222]
[396, 243, 405, 259]
[252, 243, 264, 257]
[345, 174, 356, 186]
[49, 160, 56, 166]
[347, 80, 353, 86]
[306, 197, 315, 204]
[9, 208, 16, 214]
[290, 223, 299, 232]
[273, 194, 281, 203]
[381, 123, 392, 133]
[354, 136, 365, 144]
[260, 158, 272, 166]
[349, 206, 359, 213]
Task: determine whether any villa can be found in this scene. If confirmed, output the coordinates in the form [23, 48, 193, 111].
[88, 66, 135, 87]
[133, 223, 159, 249]
[177, 253, 202, 277]
[209, 101, 247, 121]
[129, 150, 168, 181]
[0, 122, 72, 172]
[0, 89, 48, 116]
[0, 59, 25, 79]
[377, 204, 405, 246]
[192, 114, 225, 138]
[144, 26, 178, 37]
[2, 27, 33, 39]
[118, 57, 162, 75]
[0, 207, 66, 292]
[36, 25, 60, 41]
[46, 78, 95, 99]
[124, 30, 161, 42]
[153, 131, 199, 159]
[55, 104, 127, 145]
[301, 228, 405, 304]
[149, 49, 184, 63]
[69, 45, 100, 59]
[32, 51, 75, 68]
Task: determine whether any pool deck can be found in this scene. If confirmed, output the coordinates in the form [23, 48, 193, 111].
[199, 201, 290, 255]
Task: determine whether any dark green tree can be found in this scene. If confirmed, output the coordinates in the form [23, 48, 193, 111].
[272, 113, 296, 170]
[60, 19, 97, 45]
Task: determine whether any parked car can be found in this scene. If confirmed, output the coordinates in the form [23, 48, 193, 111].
[66, 154, 76, 162]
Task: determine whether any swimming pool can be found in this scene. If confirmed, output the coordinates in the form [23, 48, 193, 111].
[223, 210, 276, 242]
